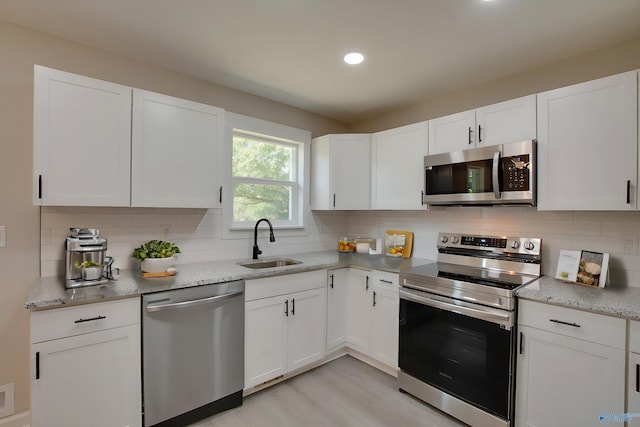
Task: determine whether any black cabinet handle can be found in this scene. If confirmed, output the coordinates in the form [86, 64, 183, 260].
[329, 274, 334, 289]
[284, 300, 289, 317]
[421, 190, 424, 206]
[35, 352, 40, 380]
[219, 186, 223, 204]
[291, 298, 295, 315]
[468, 127, 472, 145]
[627, 180, 631, 204]
[365, 276, 369, 291]
[478, 125, 482, 142]
[373, 291, 377, 307]
[519, 332, 524, 354]
[38, 175, 43, 199]
[549, 318, 580, 328]
[333, 194, 336, 208]
[74, 315, 106, 324]
[636, 364, 639, 393]
[379, 279, 393, 284]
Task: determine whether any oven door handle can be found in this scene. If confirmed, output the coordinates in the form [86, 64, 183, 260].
[492, 150, 501, 199]
[399, 288, 513, 327]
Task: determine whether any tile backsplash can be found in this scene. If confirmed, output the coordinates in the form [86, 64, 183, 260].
[41, 206, 640, 287]
[40, 207, 348, 277]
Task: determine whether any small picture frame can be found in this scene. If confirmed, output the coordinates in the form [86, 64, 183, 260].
[555, 249, 609, 288]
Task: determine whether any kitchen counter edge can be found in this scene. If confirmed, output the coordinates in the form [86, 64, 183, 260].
[26, 251, 433, 311]
[516, 275, 640, 321]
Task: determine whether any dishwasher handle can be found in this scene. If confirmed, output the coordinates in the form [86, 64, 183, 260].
[145, 290, 243, 313]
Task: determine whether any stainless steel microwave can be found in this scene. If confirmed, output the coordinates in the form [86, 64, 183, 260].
[424, 140, 536, 206]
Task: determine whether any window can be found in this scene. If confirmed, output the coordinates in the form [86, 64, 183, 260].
[231, 131, 299, 227]
[223, 113, 310, 236]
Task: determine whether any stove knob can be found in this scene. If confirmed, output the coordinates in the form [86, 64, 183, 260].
[451, 236, 459, 244]
[524, 241, 536, 251]
[510, 241, 520, 249]
[440, 235, 449, 244]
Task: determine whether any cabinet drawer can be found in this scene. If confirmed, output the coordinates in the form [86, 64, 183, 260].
[245, 270, 326, 301]
[630, 320, 640, 354]
[370, 270, 399, 289]
[31, 297, 140, 343]
[518, 299, 625, 349]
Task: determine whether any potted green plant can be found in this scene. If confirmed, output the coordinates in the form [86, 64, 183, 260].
[132, 240, 181, 273]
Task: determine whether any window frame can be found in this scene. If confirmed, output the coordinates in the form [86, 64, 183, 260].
[222, 113, 310, 240]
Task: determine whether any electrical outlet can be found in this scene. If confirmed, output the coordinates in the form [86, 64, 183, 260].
[0, 383, 14, 418]
[0, 226, 6, 248]
[623, 237, 638, 255]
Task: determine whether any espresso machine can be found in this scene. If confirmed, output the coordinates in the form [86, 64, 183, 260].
[65, 228, 109, 288]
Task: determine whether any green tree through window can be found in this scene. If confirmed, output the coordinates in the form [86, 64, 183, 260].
[232, 132, 298, 223]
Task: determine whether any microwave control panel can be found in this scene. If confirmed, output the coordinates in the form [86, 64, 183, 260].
[502, 155, 530, 191]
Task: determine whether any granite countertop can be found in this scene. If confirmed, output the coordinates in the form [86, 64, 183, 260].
[26, 251, 432, 310]
[516, 275, 640, 321]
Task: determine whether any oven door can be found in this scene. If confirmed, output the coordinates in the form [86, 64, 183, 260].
[399, 287, 515, 421]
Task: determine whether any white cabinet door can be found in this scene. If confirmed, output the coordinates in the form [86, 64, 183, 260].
[370, 285, 399, 368]
[516, 325, 625, 427]
[31, 325, 141, 427]
[33, 65, 132, 206]
[629, 352, 640, 423]
[346, 269, 371, 353]
[288, 287, 326, 371]
[245, 295, 288, 388]
[475, 94, 536, 148]
[310, 134, 371, 210]
[326, 269, 349, 350]
[428, 109, 476, 155]
[371, 121, 428, 210]
[131, 89, 224, 208]
[537, 71, 638, 210]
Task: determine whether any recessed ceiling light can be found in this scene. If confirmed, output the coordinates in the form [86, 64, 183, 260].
[344, 52, 365, 65]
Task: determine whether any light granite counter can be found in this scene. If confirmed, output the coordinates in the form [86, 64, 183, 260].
[26, 251, 433, 310]
[516, 276, 640, 321]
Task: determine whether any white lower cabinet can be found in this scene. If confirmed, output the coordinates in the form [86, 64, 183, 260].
[370, 279, 399, 368]
[30, 298, 141, 427]
[326, 268, 349, 349]
[244, 271, 326, 389]
[328, 268, 399, 369]
[516, 299, 625, 427]
[629, 320, 640, 423]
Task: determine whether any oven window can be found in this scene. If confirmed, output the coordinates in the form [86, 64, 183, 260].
[399, 298, 513, 419]
[425, 160, 494, 195]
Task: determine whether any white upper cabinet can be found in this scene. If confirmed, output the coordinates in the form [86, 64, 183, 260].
[310, 134, 371, 210]
[475, 95, 537, 147]
[537, 71, 638, 210]
[33, 65, 132, 206]
[33, 66, 226, 208]
[371, 121, 428, 210]
[131, 90, 224, 208]
[428, 109, 476, 155]
[428, 95, 536, 155]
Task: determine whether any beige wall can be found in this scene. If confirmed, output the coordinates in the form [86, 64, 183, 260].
[349, 37, 640, 132]
[0, 20, 347, 418]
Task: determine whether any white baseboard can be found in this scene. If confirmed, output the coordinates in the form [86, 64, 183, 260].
[0, 411, 30, 427]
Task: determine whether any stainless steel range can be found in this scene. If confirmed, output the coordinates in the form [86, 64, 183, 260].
[398, 232, 542, 427]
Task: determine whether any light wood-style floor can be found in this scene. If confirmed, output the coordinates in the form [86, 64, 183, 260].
[192, 355, 467, 427]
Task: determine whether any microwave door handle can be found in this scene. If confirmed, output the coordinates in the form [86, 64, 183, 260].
[492, 151, 501, 199]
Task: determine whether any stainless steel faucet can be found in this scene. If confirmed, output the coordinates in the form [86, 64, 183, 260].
[253, 218, 275, 259]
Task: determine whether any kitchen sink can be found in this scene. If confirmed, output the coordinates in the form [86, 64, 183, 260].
[239, 258, 302, 269]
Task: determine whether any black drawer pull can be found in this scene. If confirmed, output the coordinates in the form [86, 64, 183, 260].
[379, 279, 393, 284]
[549, 318, 580, 328]
[636, 364, 639, 393]
[74, 315, 106, 324]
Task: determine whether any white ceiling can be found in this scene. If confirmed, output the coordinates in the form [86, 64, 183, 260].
[1, 0, 639, 123]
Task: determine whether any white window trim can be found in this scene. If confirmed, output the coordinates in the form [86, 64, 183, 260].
[222, 112, 311, 240]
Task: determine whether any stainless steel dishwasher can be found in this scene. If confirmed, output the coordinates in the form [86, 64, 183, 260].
[142, 280, 244, 426]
